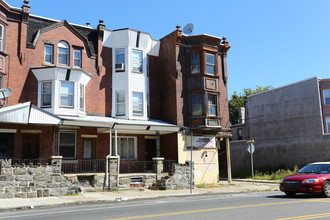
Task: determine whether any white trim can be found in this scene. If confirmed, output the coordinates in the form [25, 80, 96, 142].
[0, 129, 17, 133]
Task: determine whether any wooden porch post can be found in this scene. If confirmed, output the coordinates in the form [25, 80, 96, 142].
[156, 131, 160, 157]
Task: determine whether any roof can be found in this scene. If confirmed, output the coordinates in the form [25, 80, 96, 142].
[27, 15, 98, 56]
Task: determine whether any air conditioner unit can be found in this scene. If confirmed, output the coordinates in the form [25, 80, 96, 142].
[115, 63, 125, 72]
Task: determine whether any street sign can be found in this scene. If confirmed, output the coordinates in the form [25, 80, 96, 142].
[247, 143, 255, 154]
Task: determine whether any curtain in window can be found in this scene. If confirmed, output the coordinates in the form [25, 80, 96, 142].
[114, 137, 135, 159]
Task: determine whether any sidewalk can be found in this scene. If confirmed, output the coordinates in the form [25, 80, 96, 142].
[0, 180, 279, 211]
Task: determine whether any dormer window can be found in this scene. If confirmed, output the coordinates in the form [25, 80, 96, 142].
[58, 41, 69, 66]
[44, 44, 54, 64]
[73, 48, 82, 68]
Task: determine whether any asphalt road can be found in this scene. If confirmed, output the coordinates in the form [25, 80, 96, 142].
[1, 191, 330, 220]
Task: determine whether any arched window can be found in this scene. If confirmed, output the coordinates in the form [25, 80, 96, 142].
[58, 41, 69, 65]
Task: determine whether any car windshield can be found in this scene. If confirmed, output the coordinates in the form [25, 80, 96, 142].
[297, 164, 330, 174]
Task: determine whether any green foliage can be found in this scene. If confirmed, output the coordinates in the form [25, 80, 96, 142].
[229, 85, 273, 125]
[253, 165, 299, 180]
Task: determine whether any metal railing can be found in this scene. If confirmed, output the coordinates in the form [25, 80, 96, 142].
[120, 161, 153, 173]
[60, 159, 176, 174]
[61, 159, 106, 174]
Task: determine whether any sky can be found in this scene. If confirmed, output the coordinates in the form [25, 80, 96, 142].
[6, 0, 330, 96]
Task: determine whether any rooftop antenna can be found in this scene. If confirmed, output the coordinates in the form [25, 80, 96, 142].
[0, 88, 12, 108]
[183, 23, 194, 36]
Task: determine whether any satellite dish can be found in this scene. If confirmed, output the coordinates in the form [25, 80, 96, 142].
[183, 23, 194, 35]
[0, 88, 12, 99]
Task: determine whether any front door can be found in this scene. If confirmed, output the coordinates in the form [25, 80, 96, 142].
[0, 133, 14, 158]
[22, 133, 40, 159]
[146, 139, 156, 161]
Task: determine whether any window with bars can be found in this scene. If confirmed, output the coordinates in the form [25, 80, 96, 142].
[112, 137, 136, 159]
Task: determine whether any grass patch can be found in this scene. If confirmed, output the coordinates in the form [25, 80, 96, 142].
[253, 165, 299, 180]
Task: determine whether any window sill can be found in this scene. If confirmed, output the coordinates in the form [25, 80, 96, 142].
[43, 62, 55, 66]
[59, 106, 74, 109]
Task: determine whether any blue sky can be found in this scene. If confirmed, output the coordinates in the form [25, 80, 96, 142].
[6, 0, 330, 96]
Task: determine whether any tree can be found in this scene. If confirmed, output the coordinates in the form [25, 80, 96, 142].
[229, 85, 273, 125]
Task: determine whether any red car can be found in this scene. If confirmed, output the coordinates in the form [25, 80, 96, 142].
[280, 162, 330, 197]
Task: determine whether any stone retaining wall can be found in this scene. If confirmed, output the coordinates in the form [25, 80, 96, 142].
[164, 162, 194, 190]
[0, 158, 80, 199]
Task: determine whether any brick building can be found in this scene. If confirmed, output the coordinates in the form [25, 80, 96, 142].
[0, 0, 232, 187]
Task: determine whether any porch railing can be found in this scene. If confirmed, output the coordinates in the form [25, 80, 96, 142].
[62, 159, 106, 174]
[60, 159, 176, 174]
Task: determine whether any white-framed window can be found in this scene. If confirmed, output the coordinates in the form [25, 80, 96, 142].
[132, 49, 143, 73]
[132, 92, 143, 116]
[191, 52, 200, 74]
[58, 41, 69, 65]
[44, 44, 54, 64]
[206, 53, 215, 75]
[192, 94, 202, 116]
[41, 81, 52, 107]
[60, 81, 74, 107]
[324, 90, 330, 105]
[79, 84, 84, 111]
[116, 91, 125, 116]
[115, 49, 125, 72]
[59, 131, 76, 158]
[112, 137, 136, 160]
[73, 48, 82, 68]
[208, 94, 217, 116]
[0, 24, 4, 52]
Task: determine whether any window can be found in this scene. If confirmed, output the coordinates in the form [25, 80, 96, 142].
[83, 139, 95, 159]
[190, 52, 200, 74]
[41, 81, 52, 107]
[206, 53, 215, 75]
[0, 75, 2, 88]
[44, 44, 54, 64]
[60, 81, 74, 107]
[132, 50, 143, 73]
[79, 84, 84, 111]
[208, 95, 217, 116]
[112, 137, 136, 159]
[326, 118, 330, 133]
[324, 90, 330, 105]
[0, 24, 4, 52]
[58, 41, 69, 65]
[192, 94, 202, 116]
[59, 131, 76, 158]
[115, 49, 125, 72]
[116, 91, 125, 116]
[132, 92, 143, 116]
[73, 49, 82, 68]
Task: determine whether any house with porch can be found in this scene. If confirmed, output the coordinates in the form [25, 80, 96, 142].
[0, 0, 232, 192]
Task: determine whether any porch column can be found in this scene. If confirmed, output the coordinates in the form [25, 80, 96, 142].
[225, 136, 232, 183]
[156, 131, 160, 157]
[152, 157, 164, 180]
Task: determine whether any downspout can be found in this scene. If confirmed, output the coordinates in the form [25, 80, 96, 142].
[105, 126, 112, 189]
[115, 128, 120, 188]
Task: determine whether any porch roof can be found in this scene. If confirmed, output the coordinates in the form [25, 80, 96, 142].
[61, 115, 180, 135]
[0, 102, 62, 125]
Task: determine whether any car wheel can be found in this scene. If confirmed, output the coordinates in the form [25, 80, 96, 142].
[322, 180, 330, 197]
[284, 191, 296, 197]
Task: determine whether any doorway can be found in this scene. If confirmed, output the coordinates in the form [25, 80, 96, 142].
[145, 139, 156, 161]
[0, 133, 14, 158]
[22, 133, 40, 159]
